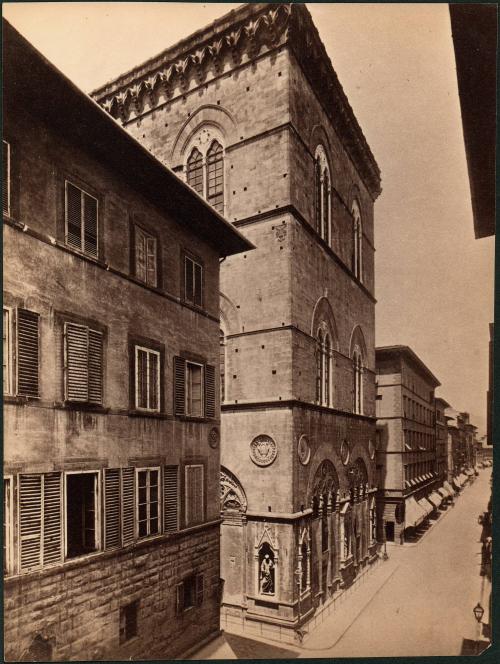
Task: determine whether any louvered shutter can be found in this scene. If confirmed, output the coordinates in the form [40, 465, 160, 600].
[66, 182, 82, 251]
[121, 467, 135, 546]
[65, 323, 89, 401]
[204, 364, 216, 418]
[164, 466, 178, 533]
[83, 193, 98, 258]
[43, 473, 62, 565]
[3, 140, 10, 215]
[194, 262, 203, 307]
[186, 465, 203, 526]
[146, 236, 157, 287]
[88, 329, 103, 405]
[196, 574, 204, 606]
[104, 469, 121, 549]
[174, 356, 186, 415]
[17, 309, 39, 398]
[176, 582, 184, 615]
[19, 474, 42, 571]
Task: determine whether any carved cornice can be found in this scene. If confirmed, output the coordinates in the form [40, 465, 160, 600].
[92, 3, 381, 199]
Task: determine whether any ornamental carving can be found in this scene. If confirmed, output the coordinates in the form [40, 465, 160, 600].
[250, 435, 278, 467]
[340, 439, 350, 465]
[297, 435, 311, 465]
[209, 427, 220, 449]
[220, 467, 247, 512]
[275, 225, 287, 242]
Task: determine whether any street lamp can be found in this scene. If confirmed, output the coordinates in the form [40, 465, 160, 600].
[473, 603, 485, 624]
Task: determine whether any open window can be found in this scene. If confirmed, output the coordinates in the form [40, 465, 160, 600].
[65, 472, 99, 559]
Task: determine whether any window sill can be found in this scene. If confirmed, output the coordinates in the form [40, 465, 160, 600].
[178, 415, 216, 423]
[60, 401, 109, 414]
[128, 409, 170, 420]
[3, 394, 40, 405]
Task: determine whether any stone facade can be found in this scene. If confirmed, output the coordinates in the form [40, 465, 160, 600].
[375, 346, 441, 544]
[93, 3, 382, 642]
[435, 397, 450, 483]
[3, 21, 250, 661]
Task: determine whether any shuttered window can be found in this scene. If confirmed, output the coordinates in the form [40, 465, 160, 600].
[4, 477, 13, 575]
[17, 309, 40, 398]
[185, 464, 204, 527]
[174, 357, 215, 419]
[65, 181, 98, 258]
[19, 473, 62, 572]
[64, 323, 103, 405]
[66, 472, 99, 559]
[164, 465, 178, 533]
[135, 346, 160, 412]
[136, 468, 160, 538]
[121, 468, 135, 546]
[134, 226, 157, 287]
[3, 140, 10, 216]
[184, 256, 203, 307]
[104, 469, 121, 549]
[3, 308, 12, 395]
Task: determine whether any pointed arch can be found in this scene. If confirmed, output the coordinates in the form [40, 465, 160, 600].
[312, 297, 339, 408]
[314, 144, 331, 244]
[220, 466, 247, 513]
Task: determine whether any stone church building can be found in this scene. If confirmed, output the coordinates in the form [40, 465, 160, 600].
[94, 2, 382, 642]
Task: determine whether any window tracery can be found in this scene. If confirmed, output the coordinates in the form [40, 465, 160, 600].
[314, 145, 331, 244]
[185, 130, 225, 214]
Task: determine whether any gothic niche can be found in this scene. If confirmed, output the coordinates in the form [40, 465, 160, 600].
[258, 542, 275, 595]
[220, 467, 247, 513]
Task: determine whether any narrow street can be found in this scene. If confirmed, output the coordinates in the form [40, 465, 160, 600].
[301, 467, 492, 658]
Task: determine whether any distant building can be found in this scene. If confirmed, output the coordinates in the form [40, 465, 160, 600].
[435, 397, 450, 483]
[93, 2, 383, 642]
[445, 410, 477, 487]
[3, 20, 252, 661]
[375, 346, 443, 545]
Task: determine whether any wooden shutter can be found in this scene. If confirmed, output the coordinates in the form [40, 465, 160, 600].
[194, 262, 203, 307]
[104, 469, 121, 549]
[43, 473, 62, 566]
[185, 465, 203, 527]
[83, 192, 98, 258]
[121, 467, 135, 546]
[174, 356, 186, 416]
[164, 466, 178, 533]
[3, 140, 10, 215]
[196, 574, 204, 606]
[146, 236, 157, 287]
[17, 309, 39, 398]
[176, 582, 184, 615]
[204, 364, 216, 418]
[65, 323, 89, 401]
[88, 329, 103, 405]
[66, 182, 83, 251]
[19, 474, 42, 571]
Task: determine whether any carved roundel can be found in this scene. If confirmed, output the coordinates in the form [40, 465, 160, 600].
[209, 427, 220, 449]
[250, 435, 278, 467]
[368, 438, 376, 459]
[340, 439, 350, 466]
[297, 435, 311, 465]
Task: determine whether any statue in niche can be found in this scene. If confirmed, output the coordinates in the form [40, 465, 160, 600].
[259, 544, 275, 595]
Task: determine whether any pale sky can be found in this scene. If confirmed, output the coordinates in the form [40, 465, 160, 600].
[4, 2, 495, 436]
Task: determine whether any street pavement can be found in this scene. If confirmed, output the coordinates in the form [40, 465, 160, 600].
[300, 467, 492, 658]
[188, 468, 491, 659]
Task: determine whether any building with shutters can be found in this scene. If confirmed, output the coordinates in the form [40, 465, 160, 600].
[3, 20, 252, 662]
[375, 346, 443, 545]
[93, 3, 382, 642]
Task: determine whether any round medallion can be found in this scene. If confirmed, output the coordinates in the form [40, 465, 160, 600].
[368, 439, 376, 459]
[340, 439, 350, 466]
[250, 435, 278, 467]
[297, 435, 311, 466]
[208, 427, 220, 449]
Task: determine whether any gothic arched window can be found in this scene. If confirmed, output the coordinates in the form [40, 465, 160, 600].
[351, 199, 362, 281]
[219, 328, 226, 403]
[186, 137, 225, 214]
[314, 146, 331, 245]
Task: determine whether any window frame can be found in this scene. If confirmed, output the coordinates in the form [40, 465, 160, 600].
[314, 145, 331, 245]
[3, 139, 11, 217]
[185, 360, 204, 418]
[185, 137, 225, 215]
[119, 600, 139, 644]
[134, 345, 161, 413]
[135, 467, 161, 540]
[183, 254, 204, 308]
[351, 199, 363, 282]
[133, 223, 158, 288]
[64, 179, 99, 259]
[64, 470, 101, 560]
